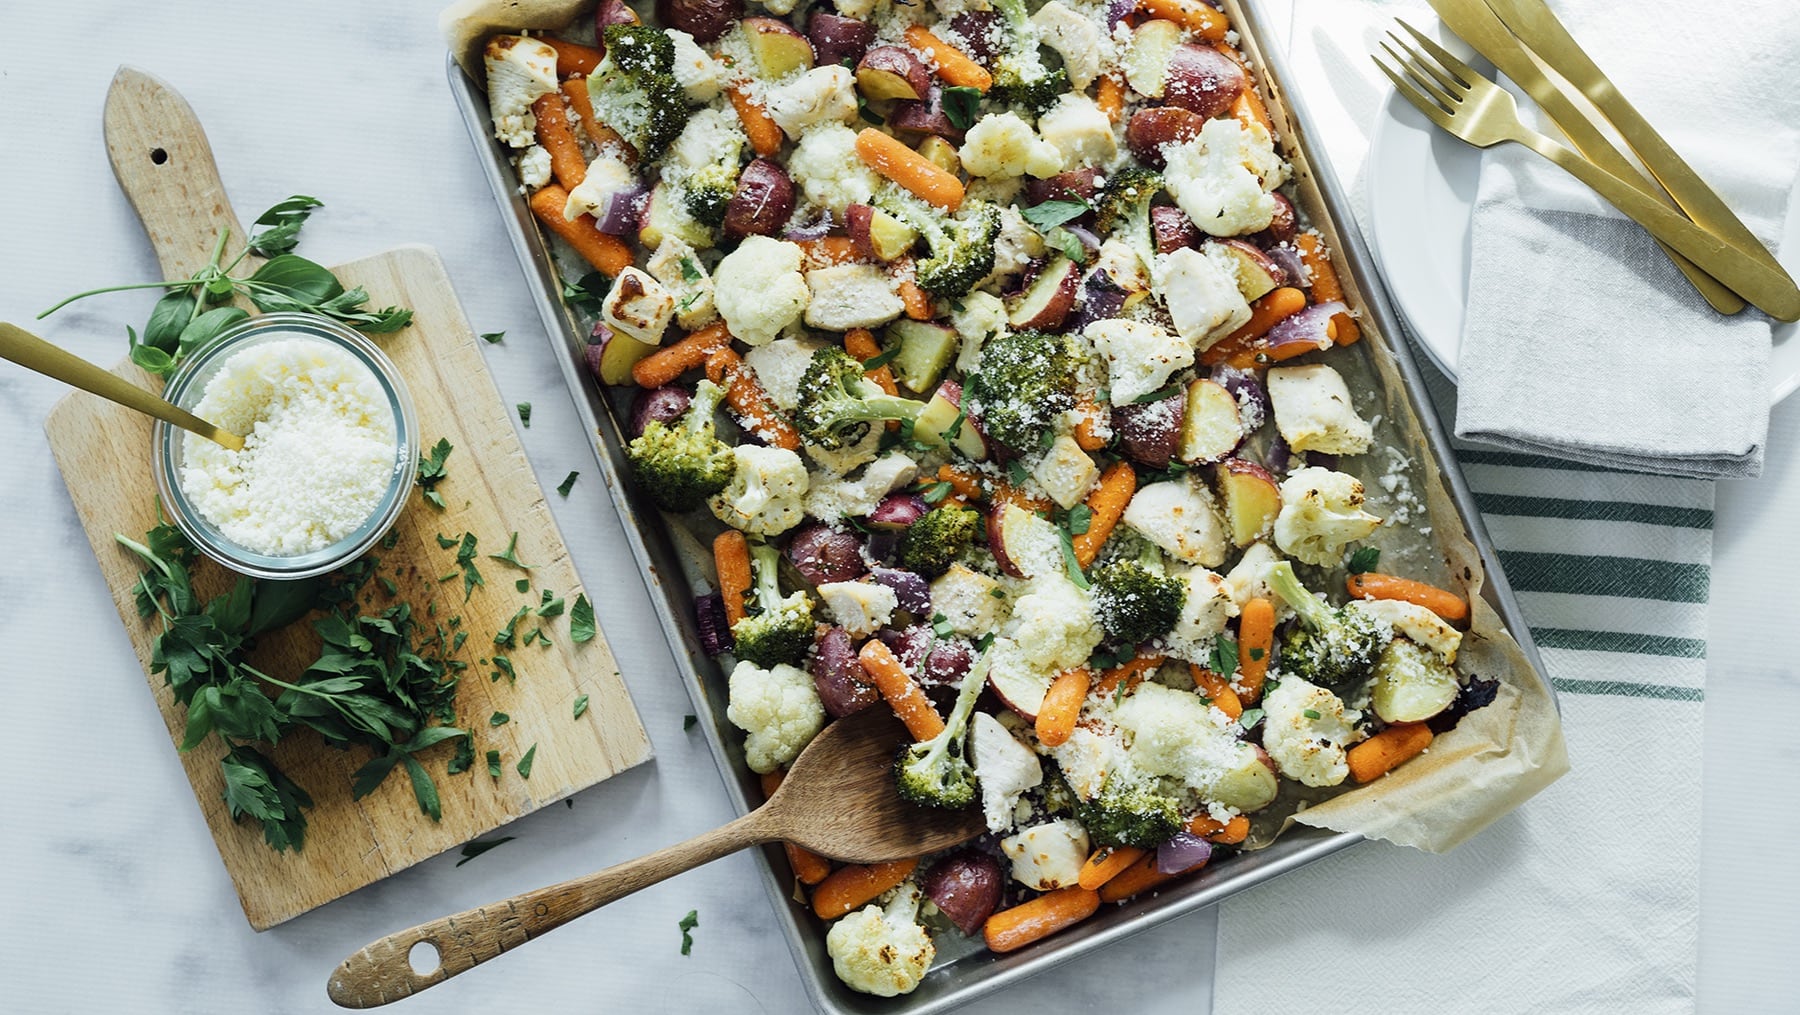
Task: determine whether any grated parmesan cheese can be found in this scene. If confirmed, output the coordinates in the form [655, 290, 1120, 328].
[180, 338, 397, 557]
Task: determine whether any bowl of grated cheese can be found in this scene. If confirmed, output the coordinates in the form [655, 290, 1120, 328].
[152, 313, 419, 580]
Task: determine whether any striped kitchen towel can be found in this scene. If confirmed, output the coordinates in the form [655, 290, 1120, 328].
[1213, 371, 1707, 1014]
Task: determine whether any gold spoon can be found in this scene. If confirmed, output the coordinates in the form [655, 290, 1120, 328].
[0, 321, 244, 450]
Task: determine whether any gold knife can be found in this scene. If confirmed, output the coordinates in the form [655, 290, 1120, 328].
[1483, 0, 1796, 314]
[1426, 0, 1743, 314]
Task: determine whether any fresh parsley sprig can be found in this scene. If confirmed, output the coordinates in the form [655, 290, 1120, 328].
[39, 196, 412, 376]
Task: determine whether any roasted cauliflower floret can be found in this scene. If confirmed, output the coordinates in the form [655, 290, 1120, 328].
[726, 659, 826, 774]
[1272, 467, 1383, 567]
[708, 444, 810, 535]
[825, 883, 935, 997]
[484, 35, 559, 148]
[1261, 676, 1361, 787]
[714, 236, 810, 346]
[957, 112, 1063, 180]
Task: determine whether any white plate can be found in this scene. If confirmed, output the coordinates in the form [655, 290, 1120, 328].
[1366, 84, 1800, 403]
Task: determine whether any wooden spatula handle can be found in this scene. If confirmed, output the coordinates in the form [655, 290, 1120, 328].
[326, 809, 774, 1009]
[102, 66, 252, 281]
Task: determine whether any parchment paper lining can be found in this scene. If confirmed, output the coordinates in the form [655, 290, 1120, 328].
[442, 0, 1569, 855]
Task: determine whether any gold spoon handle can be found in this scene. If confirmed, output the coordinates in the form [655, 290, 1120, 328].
[0, 322, 244, 450]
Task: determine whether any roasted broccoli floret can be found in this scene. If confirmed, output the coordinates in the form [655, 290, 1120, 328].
[625, 379, 735, 512]
[681, 147, 745, 227]
[897, 505, 982, 578]
[990, 0, 1071, 114]
[587, 25, 689, 161]
[875, 191, 1002, 299]
[794, 346, 929, 451]
[964, 329, 1083, 454]
[1093, 168, 1166, 270]
[894, 646, 992, 808]
[1089, 542, 1187, 648]
[731, 541, 816, 668]
[1267, 560, 1391, 689]
[1075, 771, 1182, 848]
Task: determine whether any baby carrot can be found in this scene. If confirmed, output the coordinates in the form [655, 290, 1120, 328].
[729, 86, 785, 157]
[858, 639, 946, 741]
[799, 235, 862, 268]
[936, 464, 985, 502]
[813, 858, 919, 919]
[1235, 597, 1275, 704]
[856, 128, 965, 210]
[897, 277, 935, 320]
[706, 348, 802, 451]
[1078, 845, 1146, 890]
[1296, 233, 1361, 345]
[1070, 461, 1137, 567]
[531, 92, 587, 190]
[541, 36, 602, 78]
[561, 79, 633, 159]
[1136, 0, 1227, 41]
[983, 886, 1101, 953]
[1345, 573, 1470, 626]
[1073, 394, 1109, 451]
[630, 321, 732, 388]
[713, 530, 753, 627]
[761, 770, 832, 885]
[1035, 668, 1090, 747]
[844, 328, 902, 397]
[1096, 74, 1126, 123]
[903, 25, 992, 91]
[1186, 812, 1250, 845]
[1096, 850, 1207, 903]
[1188, 665, 1243, 721]
[1232, 88, 1274, 136]
[1089, 654, 1164, 699]
[1349, 723, 1434, 784]
[1201, 287, 1308, 366]
[529, 185, 634, 277]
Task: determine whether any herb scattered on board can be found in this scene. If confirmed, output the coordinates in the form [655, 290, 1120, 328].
[488, 532, 534, 570]
[39, 196, 411, 376]
[517, 744, 538, 779]
[490, 711, 511, 727]
[486, 749, 503, 779]
[417, 438, 454, 510]
[1347, 546, 1381, 574]
[556, 471, 579, 497]
[455, 835, 515, 866]
[678, 910, 699, 955]
[117, 521, 466, 852]
[517, 402, 532, 427]
[481, 331, 505, 344]
[570, 594, 596, 644]
[683, 714, 697, 731]
[573, 695, 590, 720]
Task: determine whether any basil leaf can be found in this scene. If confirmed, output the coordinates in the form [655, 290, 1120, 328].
[941, 86, 982, 130]
[130, 344, 176, 374]
[177, 306, 250, 359]
[248, 195, 323, 256]
[248, 254, 343, 304]
[1020, 199, 1089, 232]
[144, 290, 198, 351]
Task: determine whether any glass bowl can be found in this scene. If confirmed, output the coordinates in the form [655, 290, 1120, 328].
[151, 313, 419, 581]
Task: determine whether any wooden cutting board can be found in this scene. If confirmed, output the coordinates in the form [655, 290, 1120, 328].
[43, 67, 651, 931]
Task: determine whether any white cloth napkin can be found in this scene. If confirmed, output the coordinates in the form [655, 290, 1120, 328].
[1453, 0, 1800, 479]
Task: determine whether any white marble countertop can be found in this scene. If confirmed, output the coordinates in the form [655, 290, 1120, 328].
[0, 2, 1794, 1012]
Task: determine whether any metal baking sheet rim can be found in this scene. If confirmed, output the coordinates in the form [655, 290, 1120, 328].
[444, 2, 1556, 1008]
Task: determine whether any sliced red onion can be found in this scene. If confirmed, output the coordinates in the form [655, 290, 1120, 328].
[695, 592, 732, 655]
[1210, 365, 1268, 432]
[1070, 269, 1129, 330]
[864, 530, 899, 563]
[1264, 242, 1307, 287]
[1155, 832, 1214, 874]
[1265, 431, 1291, 474]
[783, 216, 833, 242]
[584, 322, 612, 382]
[868, 493, 929, 531]
[594, 184, 649, 236]
[1104, 0, 1136, 28]
[1061, 223, 1102, 256]
[1265, 300, 1348, 354]
[870, 567, 931, 615]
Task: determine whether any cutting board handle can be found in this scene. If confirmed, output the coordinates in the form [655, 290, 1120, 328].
[103, 66, 251, 281]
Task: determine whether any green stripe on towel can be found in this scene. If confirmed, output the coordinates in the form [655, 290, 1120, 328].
[1532, 627, 1708, 659]
[1473, 493, 1713, 529]
[1498, 551, 1710, 603]
[1453, 448, 1651, 475]
[1549, 678, 1704, 702]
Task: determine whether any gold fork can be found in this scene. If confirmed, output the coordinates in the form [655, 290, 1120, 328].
[1374, 20, 1800, 322]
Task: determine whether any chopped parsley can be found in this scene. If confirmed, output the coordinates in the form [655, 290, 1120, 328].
[573, 694, 590, 719]
[570, 594, 596, 644]
[1347, 546, 1381, 574]
[455, 835, 515, 866]
[517, 402, 532, 427]
[678, 910, 699, 955]
[480, 331, 505, 344]
[416, 438, 454, 510]
[517, 744, 538, 779]
[557, 471, 580, 497]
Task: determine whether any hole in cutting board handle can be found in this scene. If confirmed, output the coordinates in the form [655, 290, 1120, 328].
[407, 940, 440, 976]
[149, 147, 167, 165]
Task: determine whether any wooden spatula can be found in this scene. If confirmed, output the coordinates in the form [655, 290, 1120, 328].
[326, 708, 983, 1008]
